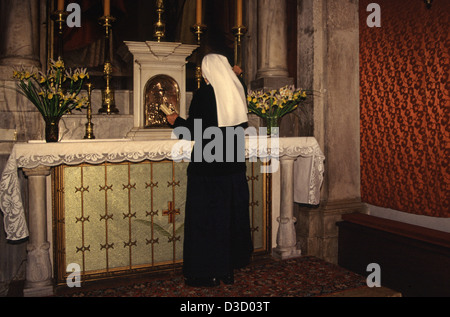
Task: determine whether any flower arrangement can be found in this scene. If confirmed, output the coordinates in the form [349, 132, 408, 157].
[13, 58, 89, 118]
[247, 85, 308, 134]
[247, 85, 307, 119]
[12, 58, 90, 142]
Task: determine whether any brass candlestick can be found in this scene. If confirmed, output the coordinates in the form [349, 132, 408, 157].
[98, 15, 119, 114]
[51, 10, 68, 60]
[232, 25, 247, 69]
[50, 10, 69, 113]
[191, 23, 207, 90]
[191, 23, 207, 45]
[154, 0, 166, 42]
[84, 83, 95, 139]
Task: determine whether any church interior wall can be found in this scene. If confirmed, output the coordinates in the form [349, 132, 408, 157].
[0, 0, 448, 295]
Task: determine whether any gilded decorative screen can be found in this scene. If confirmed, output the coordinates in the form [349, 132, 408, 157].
[144, 75, 180, 128]
[53, 160, 269, 285]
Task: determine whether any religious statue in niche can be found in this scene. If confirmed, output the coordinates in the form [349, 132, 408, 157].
[144, 75, 180, 128]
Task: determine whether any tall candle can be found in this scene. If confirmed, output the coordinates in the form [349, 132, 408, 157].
[103, 0, 111, 16]
[57, 0, 64, 11]
[196, 0, 202, 24]
[236, 0, 243, 26]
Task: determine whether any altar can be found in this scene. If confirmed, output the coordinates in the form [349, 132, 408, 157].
[0, 137, 324, 296]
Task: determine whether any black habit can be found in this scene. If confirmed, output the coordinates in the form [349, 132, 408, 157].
[172, 83, 254, 279]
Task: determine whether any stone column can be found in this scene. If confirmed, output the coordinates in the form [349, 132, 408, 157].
[0, 0, 41, 67]
[0, 0, 44, 143]
[295, 0, 367, 264]
[22, 166, 53, 297]
[251, 0, 293, 90]
[273, 156, 301, 259]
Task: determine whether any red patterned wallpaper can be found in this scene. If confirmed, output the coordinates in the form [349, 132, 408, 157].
[359, 0, 449, 217]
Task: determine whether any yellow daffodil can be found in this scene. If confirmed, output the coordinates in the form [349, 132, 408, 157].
[76, 97, 88, 108]
[78, 68, 88, 79]
[54, 59, 64, 69]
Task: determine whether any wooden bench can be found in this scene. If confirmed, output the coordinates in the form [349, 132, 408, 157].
[337, 213, 450, 297]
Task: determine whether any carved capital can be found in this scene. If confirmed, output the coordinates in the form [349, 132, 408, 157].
[23, 166, 51, 177]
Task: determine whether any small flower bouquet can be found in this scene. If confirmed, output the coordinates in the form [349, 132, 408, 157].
[247, 85, 308, 134]
[13, 58, 89, 142]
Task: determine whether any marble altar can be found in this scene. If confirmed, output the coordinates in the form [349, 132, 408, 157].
[0, 136, 324, 296]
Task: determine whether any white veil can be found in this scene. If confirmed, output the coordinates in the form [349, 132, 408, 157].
[201, 54, 248, 127]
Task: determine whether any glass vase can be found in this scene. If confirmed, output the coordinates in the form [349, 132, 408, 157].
[44, 117, 60, 143]
[265, 115, 281, 136]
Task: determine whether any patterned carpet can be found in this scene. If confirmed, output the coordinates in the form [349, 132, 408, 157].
[62, 256, 369, 298]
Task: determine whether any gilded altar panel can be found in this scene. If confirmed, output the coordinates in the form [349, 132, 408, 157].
[53, 160, 269, 285]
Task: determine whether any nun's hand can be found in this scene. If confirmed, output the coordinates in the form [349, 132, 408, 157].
[233, 65, 243, 77]
[166, 113, 179, 126]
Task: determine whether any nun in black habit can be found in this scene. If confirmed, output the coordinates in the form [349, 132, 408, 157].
[167, 53, 253, 287]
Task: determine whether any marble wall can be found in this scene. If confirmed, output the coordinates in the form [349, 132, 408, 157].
[0, 78, 135, 144]
[58, 90, 134, 141]
[294, 0, 366, 263]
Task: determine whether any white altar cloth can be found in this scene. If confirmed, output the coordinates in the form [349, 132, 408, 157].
[0, 137, 324, 241]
